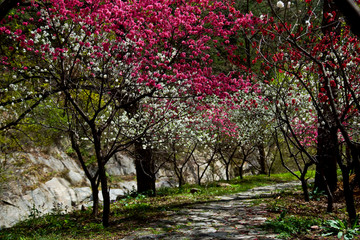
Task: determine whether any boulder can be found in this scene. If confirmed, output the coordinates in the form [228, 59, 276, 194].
[107, 153, 136, 176]
[67, 170, 85, 186]
[216, 182, 231, 187]
[98, 188, 126, 202]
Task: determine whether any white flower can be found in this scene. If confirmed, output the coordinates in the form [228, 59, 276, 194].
[287, 1, 291, 8]
[277, 1, 284, 8]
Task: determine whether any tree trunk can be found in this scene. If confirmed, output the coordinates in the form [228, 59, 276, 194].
[315, 126, 338, 213]
[90, 180, 99, 216]
[301, 179, 310, 202]
[195, 149, 217, 186]
[334, 0, 360, 37]
[219, 150, 231, 181]
[314, 125, 338, 193]
[225, 163, 230, 181]
[91, 130, 110, 227]
[300, 164, 311, 202]
[135, 141, 156, 195]
[349, 145, 360, 190]
[179, 170, 184, 188]
[69, 131, 100, 217]
[257, 143, 266, 174]
[196, 162, 201, 185]
[239, 160, 246, 180]
[175, 166, 185, 188]
[99, 162, 110, 227]
[339, 164, 357, 224]
[314, 0, 340, 195]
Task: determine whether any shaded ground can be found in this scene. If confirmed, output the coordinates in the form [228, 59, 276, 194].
[120, 183, 301, 240]
[3, 177, 358, 239]
[263, 185, 360, 240]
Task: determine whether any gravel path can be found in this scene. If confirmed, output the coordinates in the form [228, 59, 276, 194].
[121, 181, 301, 240]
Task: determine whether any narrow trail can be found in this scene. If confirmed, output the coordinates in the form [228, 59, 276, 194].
[121, 181, 301, 240]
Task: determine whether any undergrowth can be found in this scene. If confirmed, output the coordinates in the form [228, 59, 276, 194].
[262, 212, 323, 239]
[0, 172, 314, 240]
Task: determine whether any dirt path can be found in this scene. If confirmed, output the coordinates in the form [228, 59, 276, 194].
[121, 182, 300, 240]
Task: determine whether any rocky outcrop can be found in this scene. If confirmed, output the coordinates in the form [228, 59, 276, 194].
[107, 153, 136, 176]
[0, 146, 250, 228]
[0, 149, 137, 228]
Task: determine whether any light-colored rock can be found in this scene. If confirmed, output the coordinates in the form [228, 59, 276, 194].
[119, 180, 137, 193]
[74, 187, 92, 204]
[120, 182, 297, 240]
[156, 179, 177, 188]
[0, 148, 140, 228]
[0, 203, 23, 228]
[99, 188, 126, 202]
[216, 182, 231, 187]
[45, 177, 78, 207]
[67, 170, 84, 186]
[107, 153, 136, 176]
[1, 145, 257, 229]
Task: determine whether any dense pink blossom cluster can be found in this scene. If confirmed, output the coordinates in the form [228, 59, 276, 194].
[0, 0, 265, 99]
[0, 0, 272, 139]
[252, 0, 360, 150]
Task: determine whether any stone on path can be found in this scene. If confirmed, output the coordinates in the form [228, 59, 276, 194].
[120, 181, 301, 240]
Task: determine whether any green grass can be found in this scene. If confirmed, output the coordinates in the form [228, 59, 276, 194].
[262, 214, 324, 239]
[158, 171, 314, 197]
[0, 172, 314, 240]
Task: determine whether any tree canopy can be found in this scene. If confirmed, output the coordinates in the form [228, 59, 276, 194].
[2, 0, 360, 227]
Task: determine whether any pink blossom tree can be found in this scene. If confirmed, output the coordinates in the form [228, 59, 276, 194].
[0, 0, 262, 226]
[248, 0, 360, 223]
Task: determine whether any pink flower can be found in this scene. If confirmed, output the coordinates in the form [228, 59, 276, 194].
[14, 29, 22, 35]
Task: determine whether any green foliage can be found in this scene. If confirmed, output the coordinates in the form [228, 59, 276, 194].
[0, 205, 109, 240]
[0, 130, 23, 153]
[322, 218, 360, 240]
[28, 204, 42, 220]
[309, 187, 326, 201]
[64, 147, 75, 157]
[157, 172, 308, 197]
[0, 102, 66, 151]
[262, 215, 323, 239]
[23, 101, 68, 147]
[268, 197, 287, 213]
